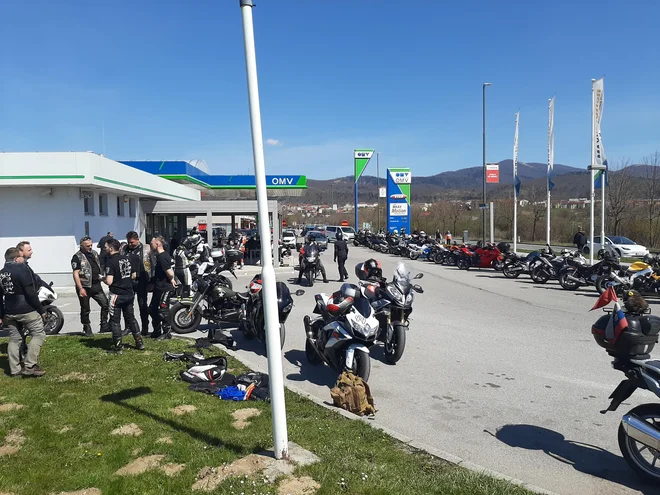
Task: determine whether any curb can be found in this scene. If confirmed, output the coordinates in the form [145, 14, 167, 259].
[204, 339, 560, 495]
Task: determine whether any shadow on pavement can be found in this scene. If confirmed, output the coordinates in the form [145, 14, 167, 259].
[284, 349, 337, 387]
[493, 424, 654, 493]
[100, 386, 244, 454]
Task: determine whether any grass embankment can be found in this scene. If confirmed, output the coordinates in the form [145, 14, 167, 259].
[0, 335, 531, 495]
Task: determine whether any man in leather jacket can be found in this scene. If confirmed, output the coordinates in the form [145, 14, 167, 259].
[122, 231, 153, 336]
[72, 236, 109, 336]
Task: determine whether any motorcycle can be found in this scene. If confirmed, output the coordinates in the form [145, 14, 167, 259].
[501, 251, 541, 279]
[356, 262, 424, 363]
[592, 304, 660, 482]
[529, 246, 574, 283]
[170, 264, 244, 334]
[596, 258, 660, 297]
[299, 244, 323, 287]
[239, 274, 304, 352]
[303, 283, 389, 382]
[41, 281, 64, 335]
[456, 244, 504, 270]
[558, 252, 619, 290]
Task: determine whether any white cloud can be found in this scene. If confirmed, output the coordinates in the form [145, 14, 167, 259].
[265, 138, 281, 146]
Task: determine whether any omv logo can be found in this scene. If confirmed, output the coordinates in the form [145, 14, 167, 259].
[392, 171, 411, 184]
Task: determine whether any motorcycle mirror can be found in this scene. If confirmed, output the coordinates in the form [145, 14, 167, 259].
[413, 284, 424, 293]
[414, 273, 424, 279]
[49, 281, 54, 287]
[295, 289, 305, 296]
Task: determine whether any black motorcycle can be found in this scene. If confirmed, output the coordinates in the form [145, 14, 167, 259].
[357, 263, 423, 364]
[501, 251, 540, 279]
[239, 274, 304, 352]
[558, 253, 620, 290]
[170, 266, 244, 334]
[299, 244, 322, 287]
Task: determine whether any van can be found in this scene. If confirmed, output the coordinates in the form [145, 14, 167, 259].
[326, 226, 356, 243]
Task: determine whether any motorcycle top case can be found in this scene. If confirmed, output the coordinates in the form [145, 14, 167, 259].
[225, 249, 244, 263]
[592, 313, 660, 359]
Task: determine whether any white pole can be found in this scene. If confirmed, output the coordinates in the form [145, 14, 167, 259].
[589, 79, 595, 265]
[239, 0, 288, 459]
[489, 201, 494, 243]
[546, 98, 552, 247]
[600, 80, 606, 251]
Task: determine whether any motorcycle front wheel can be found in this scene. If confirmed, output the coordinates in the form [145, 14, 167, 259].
[306, 271, 314, 287]
[531, 266, 550, 284]
[384, 324, 406, 364]
[457, 257, 470, 270]
[618, 403, 660, 483]
[43, 305, 64, 335]
[409, 251, 420, 260]
[345, 351, 371, 382]
[170, 303, 202, 334]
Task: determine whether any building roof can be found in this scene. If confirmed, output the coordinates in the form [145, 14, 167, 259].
[0, 152, 200, 201]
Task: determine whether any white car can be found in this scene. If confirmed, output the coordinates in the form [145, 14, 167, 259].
[325, 226, 356, 243]
[282, 230, 297, 248]
[585, 235, 649, 258]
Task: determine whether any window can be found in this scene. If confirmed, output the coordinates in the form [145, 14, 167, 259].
[99, 193, 108, 216]
[83, 194, 94, 216]
[129, 198, 136, 218]
[116, 196, 125, 217]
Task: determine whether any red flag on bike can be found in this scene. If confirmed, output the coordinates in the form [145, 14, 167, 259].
[591, 287, 618, 311]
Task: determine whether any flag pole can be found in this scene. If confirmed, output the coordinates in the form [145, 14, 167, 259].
[589, 79, 596, 265]
[238, 0, 288, 459]
[513, 112, 519, 253]
[600, 79, 606, 251]
[546, 97, 554, 246]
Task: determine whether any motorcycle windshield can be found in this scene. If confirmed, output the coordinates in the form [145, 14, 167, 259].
[394, 262, 412, 293]
[353, 296, 372, 318]
[306, 245, 320, 258]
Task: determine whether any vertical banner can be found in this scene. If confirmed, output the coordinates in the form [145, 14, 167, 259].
[354, 149, 374, 229]
[593, 78, 608, 188]
[486, 163, 500, 183]
[548, 97, 555, 192]
[513, 112, 520, 197]
[386, 168, 411, 233]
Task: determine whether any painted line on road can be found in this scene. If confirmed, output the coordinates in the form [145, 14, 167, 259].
[170, 334, 560, 495]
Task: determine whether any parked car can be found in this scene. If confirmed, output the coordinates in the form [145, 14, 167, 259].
[282, 229, 297, 248]
[325, 225, 357, 243]
[584, 235, 649, 258]
[306, 231, 328, 251]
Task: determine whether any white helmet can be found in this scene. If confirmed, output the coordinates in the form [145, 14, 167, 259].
[393, 229, 399, 234]
[419, 231, 426, 237]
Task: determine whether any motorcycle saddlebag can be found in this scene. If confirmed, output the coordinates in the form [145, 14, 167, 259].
[592, 313, 660, 359]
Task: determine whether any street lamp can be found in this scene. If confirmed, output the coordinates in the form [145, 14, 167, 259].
[482, 82, 492, 245]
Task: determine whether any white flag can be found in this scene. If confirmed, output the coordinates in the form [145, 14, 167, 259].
[593, 78, 606, 168]
[513, 112, 520, 197]
[548, 97, 555, 191]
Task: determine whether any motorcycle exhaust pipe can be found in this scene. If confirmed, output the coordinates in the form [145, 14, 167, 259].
[621, 414, 660, 451]
[303, 315, 313, 339]
[566, 274, 585, 284]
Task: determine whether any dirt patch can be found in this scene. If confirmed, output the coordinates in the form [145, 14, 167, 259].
[55, 489, 102, 495]
[58, 392, 76, 399]
[278, 476, 320, 495]
[116, 455, 165, 476]
[131, 448, 142, 456]
[57, 372, 93, 382]
[170, 405, 197, 416]
[156, 436, 173, 444]
[110, 423, 142, 437]
[162, 463, 186, 477]
[231, 408, 261, 430]
[193, 454, 273, 492]
[57, 426, 73, 434]
[0, 492, 16, 495]
[0, 403, 23, 413]
[0, 429, 25, 456]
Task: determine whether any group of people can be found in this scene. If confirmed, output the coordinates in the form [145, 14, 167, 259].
[71, 232, 178, 354]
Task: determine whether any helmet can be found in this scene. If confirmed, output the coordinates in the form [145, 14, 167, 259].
[307, 234, 315, 243]
[188, 234, 202, 247]
[336, 232, 343, 240]
[393, 229, 399, 235]
[358, 258, 382, 280]
[419, 231, 426, 237]
[340, 283, 359, 300]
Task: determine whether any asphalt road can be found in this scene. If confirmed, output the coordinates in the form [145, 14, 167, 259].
[43, 251, 659, 495]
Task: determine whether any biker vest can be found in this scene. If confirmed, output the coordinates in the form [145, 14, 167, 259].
[74, 250, 101, 288]
[121, 243, 154, 278]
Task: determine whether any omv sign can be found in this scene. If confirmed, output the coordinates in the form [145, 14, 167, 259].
[393, 172, 411, 184]
[271, 177, 295, 185]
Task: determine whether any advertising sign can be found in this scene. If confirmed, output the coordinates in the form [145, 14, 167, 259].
[486, 163, 499, 183]
[386, 168, 411, 233]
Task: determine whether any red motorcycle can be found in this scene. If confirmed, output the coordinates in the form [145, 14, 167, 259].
[456, 244, 504, 271]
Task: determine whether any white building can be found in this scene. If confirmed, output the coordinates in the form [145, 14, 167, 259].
[0, 152, 200, 286]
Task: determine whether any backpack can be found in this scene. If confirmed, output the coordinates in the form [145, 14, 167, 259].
[330, 371, 376, 416]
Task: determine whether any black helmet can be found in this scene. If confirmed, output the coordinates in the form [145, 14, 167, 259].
[356, 258, 382, 280]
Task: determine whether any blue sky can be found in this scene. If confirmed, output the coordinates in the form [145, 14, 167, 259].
[1, 0, 659, 179]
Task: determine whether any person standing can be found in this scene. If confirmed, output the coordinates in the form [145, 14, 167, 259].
[122, 231, 153, 336]
[573, 228, 587, 252]
[334, 232, 349, 282]
[445, 230, 452, 245]
[104, 239, 144, 353]
[72, 236, 109, 336]
[149, 236, 177, 340]
[97, 232, 114, 273]
[0, 247, 46, 377]
[16, 241, 43, 289]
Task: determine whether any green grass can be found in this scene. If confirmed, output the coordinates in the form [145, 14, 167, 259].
[0, 335, 532, 495]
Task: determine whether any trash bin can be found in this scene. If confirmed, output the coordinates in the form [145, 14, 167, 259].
[463, 230, 469, 244]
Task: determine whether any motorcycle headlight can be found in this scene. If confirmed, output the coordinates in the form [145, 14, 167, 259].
[406, 292, 414, 305]
[192, 280, 199, 292]
[386, 285, 405, 304]
[306, 256, 315, 262]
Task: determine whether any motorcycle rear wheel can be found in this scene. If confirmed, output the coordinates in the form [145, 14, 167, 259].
[559, 270, 581, 290]
[409, 251, 420, 260]
[305, 339, 322, 364]
[531, 266, 550, 284]
[384, 324, 406, 364]
[457, 257, 470, 270]
[618, 403, 660, 483]
[502, 264, 521, 279]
